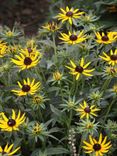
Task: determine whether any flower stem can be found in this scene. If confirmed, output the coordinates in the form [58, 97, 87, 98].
[38, 108, 44, 123]
[103, 97, 116, 124]
[68, 110, 72, 128]
[59, 82, 64, 102]
[74, 79, 79, 95]
[101, 78, 111, 92]
[78, 135, 83, 156]
[52, 33, 57, 64]
[71, 76, 76, 96]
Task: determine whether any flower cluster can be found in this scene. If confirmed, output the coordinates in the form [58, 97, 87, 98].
[0, 2, 116, 156]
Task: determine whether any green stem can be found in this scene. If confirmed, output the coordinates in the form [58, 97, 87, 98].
[40, 68, 47, 84]
[103, 97, 116, 124]
[52, 33, 57, 64]
[70, 76, 76, 96]
[38, 108, 44, 123]
[59, 82, 64, 102]
[74, 79, 79, 95]
[68, 110, 72, 128]
[35, 67, 46, 84]
[101, 78, 111, 92]
[67, 22, 72, 32]
[78, 135, 83, 156]
[34, 67, 49, 97]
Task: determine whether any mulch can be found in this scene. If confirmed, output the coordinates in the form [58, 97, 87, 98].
[0, 0, 49, 35]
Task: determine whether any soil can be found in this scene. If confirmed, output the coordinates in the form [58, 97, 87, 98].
[0, 0, 49, 35]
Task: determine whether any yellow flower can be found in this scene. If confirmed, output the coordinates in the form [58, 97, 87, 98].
[23, 39, 42, 58]
[5, 31, 14, 38]
[0, 110, 25, 131]
[100, 49, 117, 66]
[0, 40, 7, 57]
[113, 84, 117, 93]
[0, 143, 20, 155]
[56, 6, 84, 25]
[32, 123, 42, 134]
[112, 32, 117, 38]
[95, 32, 117, 44]
[83, 133, 112, 156]
[26, 39, 36, 47]
[12, 78, 41, 96]
[75, 101, 100, 119]
[59, 31, 86, 45]
[104, 66, 117, 77]
[66, 58, 94, 80]
[33, 95, 44, 104]
[7, 45, 21, 54]
[20, 46, 42, 59]
[11, 51, 41, 70]
[42, 21, 60, 32]
[53, 71, 62, 81]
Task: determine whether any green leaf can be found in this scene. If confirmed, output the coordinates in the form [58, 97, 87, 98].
[47, 147, 70, 155]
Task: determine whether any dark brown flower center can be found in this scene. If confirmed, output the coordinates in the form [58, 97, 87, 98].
[75, 66, 83, 73]
[101, 35, 109, 41]
[49, 23, 56, 30]
[84, 107, 91, 113]
[7, 119, 16, 127]
[70, 35, 77, 41]
[22, 85, 30, 92]
[66, 11, 73, 17]
[93, 143, 101, 151]
[27, 47, 32, 53]
[110, 55, 117, 60]
[24, 57, 32, 65]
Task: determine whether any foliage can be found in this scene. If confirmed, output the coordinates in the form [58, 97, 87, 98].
[0, 0, 117, 156]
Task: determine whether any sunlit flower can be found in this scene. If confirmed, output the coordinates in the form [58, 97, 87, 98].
[81, 12, 99, 23]
[0, 27, 21, 40]
[66, 58, 94, 80]
[112, 84, 117, 93]
[5, 31, 14, 38]
[95, 32, 117, 44]
[56, 6, 84, 25]
[26, 39, 36, 47]
[32, 123, 43, 135]
[89, 90, 103, 106]
[0, 143, 20, 155]
[59, 31, 87, 45]
[53, 71, 62, 81]
[27, 122, 47, 142]
[0, 40, 7, 57]
[75, 101, 100, 119]
[20, 46, 42, 59]
[103, 66, 117, 78]
[0, 110, 25, 131]
[12, 78, 41, 96]
[83, 133, 112, 156]
[100, 49, 117, 66]
[60, 96, 79, 112]
[42, 21, 60, 32]
[11, 52, 41, 70]
[112, 32, 117, 38]
[32, 94, 47, 109]
[76, 119, 99, 135]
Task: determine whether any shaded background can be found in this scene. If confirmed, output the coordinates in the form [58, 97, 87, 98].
[0, 0, 117, 34]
